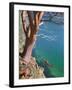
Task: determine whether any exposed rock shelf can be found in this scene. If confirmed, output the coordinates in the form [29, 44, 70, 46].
[19, 57, 45, 79]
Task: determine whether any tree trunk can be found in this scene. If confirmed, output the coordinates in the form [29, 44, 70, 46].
[22, 35, 36, 63]
[20, 11, 44, 64]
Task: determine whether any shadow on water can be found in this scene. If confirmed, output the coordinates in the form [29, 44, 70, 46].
[37, 60, 55, 78]
[32, 51, 55, 78]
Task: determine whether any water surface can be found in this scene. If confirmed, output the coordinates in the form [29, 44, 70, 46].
[32, 21, 64, 78]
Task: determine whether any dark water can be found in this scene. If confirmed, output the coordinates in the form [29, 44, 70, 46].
[32, 21, 64, 78]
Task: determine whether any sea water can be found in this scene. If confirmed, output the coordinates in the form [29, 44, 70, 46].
[32, 21, 64, 78]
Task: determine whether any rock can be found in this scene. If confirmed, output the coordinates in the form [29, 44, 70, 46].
[42, 12, 64, 24]
[19, 57, 45, 79]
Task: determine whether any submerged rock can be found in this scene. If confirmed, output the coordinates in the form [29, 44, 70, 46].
[42, 12, 64, 24]
[19, 57, 45, 79]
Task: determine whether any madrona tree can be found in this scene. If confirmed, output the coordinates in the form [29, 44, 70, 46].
[20, 11, 44, 65]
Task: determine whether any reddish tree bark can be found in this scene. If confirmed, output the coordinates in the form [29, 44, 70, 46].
[20, 11, 44, 64]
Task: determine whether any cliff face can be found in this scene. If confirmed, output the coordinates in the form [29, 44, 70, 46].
[19, 57, 45, 79]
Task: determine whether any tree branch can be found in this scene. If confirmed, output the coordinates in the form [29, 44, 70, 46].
[34, 11, 44, 27]
[21, 11, 27, 36]
[27, 11, 34, 30]
[27, 11, 44, 39]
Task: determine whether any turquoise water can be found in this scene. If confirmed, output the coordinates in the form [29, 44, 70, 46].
[32, 21, 64, 78]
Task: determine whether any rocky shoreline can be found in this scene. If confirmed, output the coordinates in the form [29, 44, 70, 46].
[19, 57, 45, 79]
[42, 12, 64, 24]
